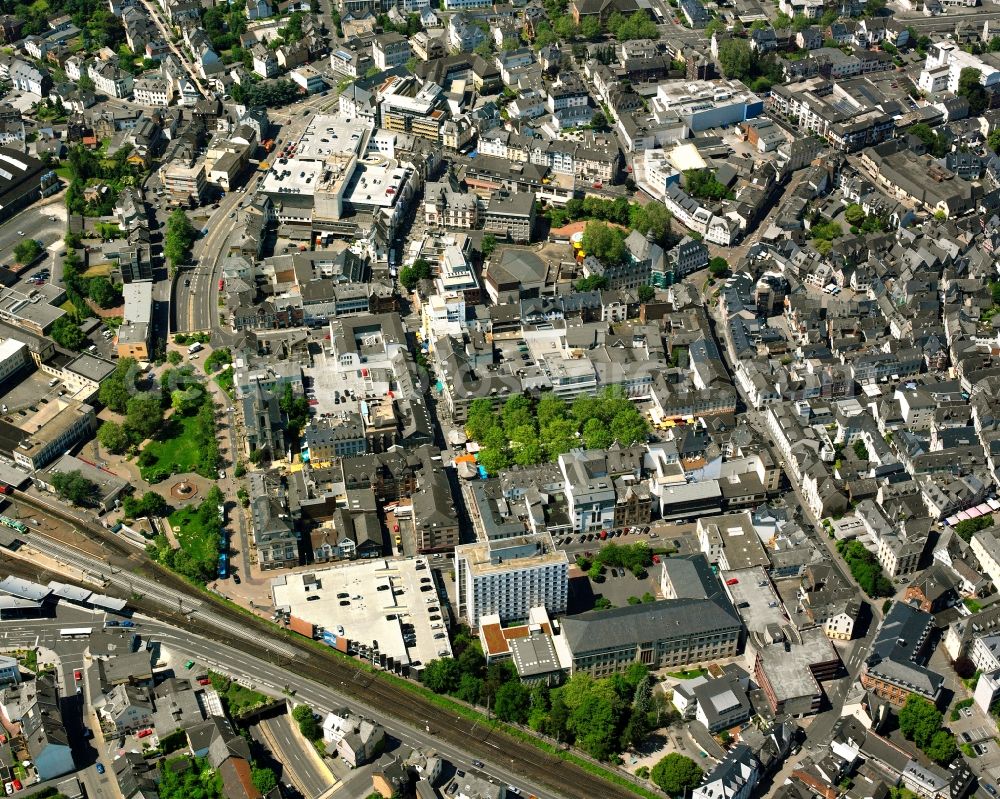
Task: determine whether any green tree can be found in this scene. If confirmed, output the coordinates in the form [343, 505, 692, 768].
[50, 317, 87, 350]
[421, 658, 462, 693]
[88, 276, 123, 309]
[718, 38, 754, 80]
[99, 358, 138, 413]
[638, 285, 655, 302]
[580, 15, 600, 39]
[630, 202, 671, 245]
[583, 417, 614, 449]
[540, 418, 578, 457]
[899, 695, 942, 748]
[14, 239, 42, 264]
[536, 393, 567, 429]
[399, 258, 432, 291]
[251, 767, 277, 795]
[958, 67, 989, 116]
[685, 169, 732, 201]
[494, 680, 530, 723]
[291, 704, 320, 740]
[591, 109, 608, 130]
[126, 392, 164, 440]
[924, 729, 957, 764]
[98, 421, 131, 454]
[955, 514, 994, 542]
[52, 469, 98, 506]
[575, 274, 610, 291]
[844, 203, 866, 225]
[708, 256, 728, 276]
[581, 221, 627, 264]
[171, 387, 203, 415]
[651, 753, 703, 797]
[164, 209, 196, 269]
[481, 234, 497, 258]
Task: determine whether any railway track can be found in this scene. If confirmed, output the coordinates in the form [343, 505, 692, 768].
[5, 492, 648, 799]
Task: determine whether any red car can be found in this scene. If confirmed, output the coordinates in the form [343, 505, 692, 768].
[198, 678, 211, 685]
[74, 670, 82, 681]
[12, 780, 21, 791]
[137, 729, 153, 739]
[652, 555, 661, 564]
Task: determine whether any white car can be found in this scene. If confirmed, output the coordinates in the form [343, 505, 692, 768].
[507, 787, 521, 796]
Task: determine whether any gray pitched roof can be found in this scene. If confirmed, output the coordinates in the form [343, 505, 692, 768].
[561, 596, 740, 654]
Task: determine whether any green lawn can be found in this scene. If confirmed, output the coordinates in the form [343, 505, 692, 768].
[667, 667, 708, 680]
[207, 671, 268, 717]
[139, 414, 201, 482]
[167, 501, 219, 577]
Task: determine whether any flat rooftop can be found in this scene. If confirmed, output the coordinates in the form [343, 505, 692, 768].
[455, 534, 567, 577]
[294, 114, 372, 160]
[756, 628, 837, 701]
[721, 567, 787, 633]
[261, 158, 324, 197]
[342, 162, 409, 210]
[271, 558, 452, 666]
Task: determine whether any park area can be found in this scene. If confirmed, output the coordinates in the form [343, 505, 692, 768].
[147, 486, 224, 584]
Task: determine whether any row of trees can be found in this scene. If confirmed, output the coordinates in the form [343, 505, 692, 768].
[165, 209, 196, 271]
[422, 631, 675, 761]
[578, 542, 654, 582]
[465, 389, 648, 474]
[836, 540, 893, 598]
[898, 695, 957, 765]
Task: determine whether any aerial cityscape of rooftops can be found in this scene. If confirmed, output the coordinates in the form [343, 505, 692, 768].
[4, 0, 1000, 797]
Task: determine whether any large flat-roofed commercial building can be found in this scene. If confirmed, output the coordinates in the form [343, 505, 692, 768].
[0, 283, 67, 336]
[753, 627, 840, 716]
[271, 557, 451, 668]
[698, 511, 771, 570]
[455, 533, 568, 625]
[560, 596, 742, 678]
[651, 79, 763, 132]
[261, 158, 323, 226]
[0, 339, 29, 384]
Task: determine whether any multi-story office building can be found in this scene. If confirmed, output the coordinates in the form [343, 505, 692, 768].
[455, 533, 568, 625]
[560, 597, 742, 677]
[378, 75, 447, 142]
[483, 191, 535, 243]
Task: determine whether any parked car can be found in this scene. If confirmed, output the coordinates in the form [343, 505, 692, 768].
[96, 763, 105, 775]
[74, 670, 82, 681]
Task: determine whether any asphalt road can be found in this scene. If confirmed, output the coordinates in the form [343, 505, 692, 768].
[257, 714, 331, 799]
[175, 189, 245, 333]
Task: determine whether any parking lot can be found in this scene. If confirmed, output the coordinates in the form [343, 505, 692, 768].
[270, 557, 452, 668]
